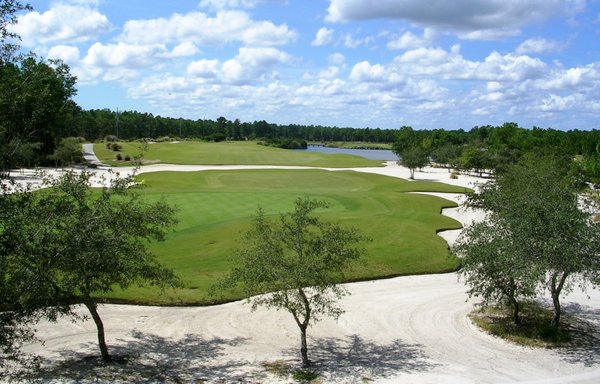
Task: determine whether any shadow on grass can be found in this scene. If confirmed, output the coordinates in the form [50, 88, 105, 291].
[29, 331, 258, 383]
[284, 334, 438, 381]
[556, 302, 600, 367]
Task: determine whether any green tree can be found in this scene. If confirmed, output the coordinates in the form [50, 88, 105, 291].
[453, 217, 540, 325]
[50, 137, 84, 166]
[217, 197, 367, 367]
[1, 171, 181, 365]
[0, 56, 77, 176]
[456, 155, 600, 327]
[398, 147, 429, 179]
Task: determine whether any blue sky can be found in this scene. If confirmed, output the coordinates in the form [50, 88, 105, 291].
[12, 0, 600, 130]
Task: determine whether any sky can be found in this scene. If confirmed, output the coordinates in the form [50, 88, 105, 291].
[10, 0, 600, 130]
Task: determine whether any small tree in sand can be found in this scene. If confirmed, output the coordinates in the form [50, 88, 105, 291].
[217, 197, 367, 367]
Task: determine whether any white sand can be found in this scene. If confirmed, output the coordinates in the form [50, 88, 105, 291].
[9, 157, 600, 383]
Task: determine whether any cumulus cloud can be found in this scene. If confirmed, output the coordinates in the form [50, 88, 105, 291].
[387, 30, 434, 50]
[13, 2, 111, 46]
[121, 11, 296, 46]
[185, 47, 290, 85]
[312, 27, 335, 46]
[515, 37, 566, 55]
[47, 45, 80, 63]
[326, 0, 583, 39]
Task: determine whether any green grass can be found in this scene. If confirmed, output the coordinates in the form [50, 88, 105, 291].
[94, 140, 383, 168]
[100, 169, 470, 305]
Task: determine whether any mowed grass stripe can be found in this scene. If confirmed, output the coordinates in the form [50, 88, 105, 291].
[100, 169, 468, 305]
[94, 140, 382, 168]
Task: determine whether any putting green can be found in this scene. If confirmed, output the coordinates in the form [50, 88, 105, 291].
[94, 140, 382, 168]
[101, 169, 469, 305]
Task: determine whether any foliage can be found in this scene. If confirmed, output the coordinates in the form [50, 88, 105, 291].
[455, 155, 600, 327]
[51, 137, 84, 166]
[259, 138, 308, 149]
[454, 217, 539, 324]
[216, 197, 367, 367]
[0, 56, 77, 176]
[0, 0, 31, 60]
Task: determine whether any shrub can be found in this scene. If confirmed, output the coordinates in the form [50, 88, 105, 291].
[124, 154, 131, 161]
[104, 135, 117, 142]
[115, 153, 123, 161]
[450, 171, 459, 179]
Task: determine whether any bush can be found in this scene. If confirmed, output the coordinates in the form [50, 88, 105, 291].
[104, 135, 117, 142]
[450, 171, 459, 179]
[115, 153, 123, 161]
[124, 154, 131, 161]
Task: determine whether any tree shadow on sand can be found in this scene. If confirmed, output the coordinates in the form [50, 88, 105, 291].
[29, 331, 260, 383]
[556, 302, 600, 367]
[284, 334, 438, 382]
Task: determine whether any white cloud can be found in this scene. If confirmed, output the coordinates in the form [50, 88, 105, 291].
[198, 0, 287, 9]
[328, 53, 345, 66]
[326, 0, 583, 40]
[541, 94, 576, 111]
[349, 61, 386, 82]
[187, 59, 220, 78]
[47, 45, 80, 63]
[82, 42, 166, 69]
[185, 47, 290, 85]
[167, 42, 200, 58]
[312, 27, 335, 46]
[516, 37, 566, 55]
[121, 11, 296, 47]
[14, 2, 110, 46]
[343, 34, 373, 48]
[387, 31, 426, 50]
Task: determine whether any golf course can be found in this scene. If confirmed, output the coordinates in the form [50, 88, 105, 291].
[90, 141, 470, 304]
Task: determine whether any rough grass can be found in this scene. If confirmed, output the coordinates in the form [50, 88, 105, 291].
[100, 169, 470, 305]
[468, 302, 598, 348]
[93, 141, 383, 168]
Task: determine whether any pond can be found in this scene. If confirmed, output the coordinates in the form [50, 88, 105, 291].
[298, 145, 399, 161]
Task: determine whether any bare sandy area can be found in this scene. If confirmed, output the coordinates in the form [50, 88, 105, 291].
[7, 156, 600, 383]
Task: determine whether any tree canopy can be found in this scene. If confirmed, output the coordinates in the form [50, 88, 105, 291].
[453, 155, 600, 327]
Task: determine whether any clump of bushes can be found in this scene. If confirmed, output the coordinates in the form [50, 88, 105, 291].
[115, 153, 123, 161]
[105, 142, 122, 151]
[104, 135, 117, 142]
[259, 138, 307, 150]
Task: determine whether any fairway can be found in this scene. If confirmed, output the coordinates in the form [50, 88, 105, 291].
[102, 169, 470, 305]
[94, 140, 383, 168]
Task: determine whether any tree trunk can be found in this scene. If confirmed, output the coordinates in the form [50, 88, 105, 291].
[512, 300, 521, 325]
[83, 299, 111, 362]
[409, 168, 415, 179]
[550, 272, 568, 328]
[300, 325, 309, 368]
